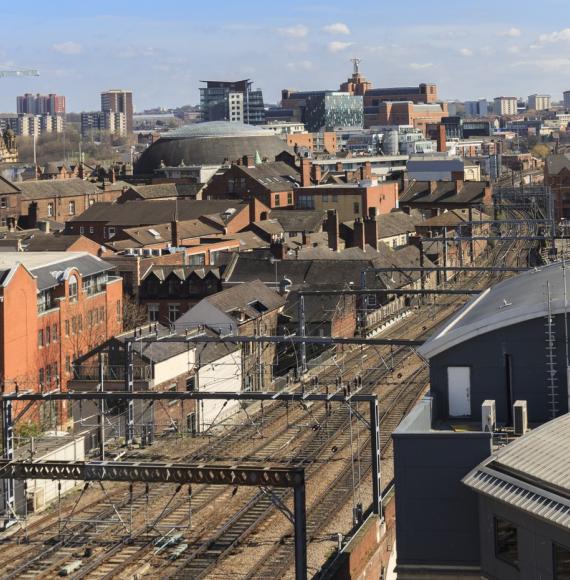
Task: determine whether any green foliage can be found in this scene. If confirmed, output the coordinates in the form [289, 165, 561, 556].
[16, 421, 42, 439]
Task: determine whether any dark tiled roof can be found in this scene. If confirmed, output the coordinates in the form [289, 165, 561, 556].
[119, 219, 222, 247]
[0, 176, 21, 195]
[18, 179, 101, 199]
[417, 208, 488, 228]
[269, 209, 325, 233]
[239, 161, 300, 192]
[201, 279, 285, 317]
[70, 200, 247, 226]
[400, 181, 488, 205]
[23, 234, 92, 252]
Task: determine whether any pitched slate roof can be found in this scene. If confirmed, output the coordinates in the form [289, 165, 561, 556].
[22, 233, 95, 252]
[126, 183, 203, 200]
[238, 161, 300, 192]
[69, 200, 247, 226]
[114, 219, 222, 247]
[269, 209, 325, 233]
[417, 208, 488, 228]
[0, 175, 21, 195]
[400, 181, 488, 205]
[18, 179, 101, 199]
[202, 279, 285, 316]
[546, 154, 570, 175]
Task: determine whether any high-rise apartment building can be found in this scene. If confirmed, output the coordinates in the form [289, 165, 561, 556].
[0, 114, 65, 137]
[493, 96, 518, 116]
[17, 94, 65, 115]
[101, 90, 133, 133]
[81, 111, 126, 138]
[528, 94, 551, 111]
[464, 99, 489, 117]
[564, 91, 570, 110]
[199, 80, 265, 125]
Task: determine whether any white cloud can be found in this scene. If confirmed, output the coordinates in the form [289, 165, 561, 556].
[459, 48, 473, 57]
[286, 60, 313, 71]
[277, 24, 308, 38]
[538, 28, 570, 44]
[52, 41, 83, 55]
[507, 45, 520, 54]
[324, 22, 350, 35]
[327, 41, 353, 53]
[500, 27, 521, 38]
[409, 62, 433, 70]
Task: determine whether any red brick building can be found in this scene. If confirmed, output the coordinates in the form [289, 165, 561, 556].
[0, 252, 122, 426]
[368, 101, 448, 133]
[545, 154, 570, 220]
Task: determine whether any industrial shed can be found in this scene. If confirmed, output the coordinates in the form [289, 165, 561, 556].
[420, 262, 570, 425]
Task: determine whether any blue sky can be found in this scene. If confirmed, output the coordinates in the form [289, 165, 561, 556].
[1, 0, 570, 112]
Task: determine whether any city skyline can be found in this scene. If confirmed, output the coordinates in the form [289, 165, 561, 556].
[1, 0, 570, 112]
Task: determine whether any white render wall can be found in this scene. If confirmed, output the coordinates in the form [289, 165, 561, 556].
[197, 350, 242, 431]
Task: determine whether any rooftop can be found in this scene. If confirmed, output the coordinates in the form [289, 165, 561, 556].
[164, 121, 271, 140]
[419, 262, 568, 359]
[463, 412, 570, 530]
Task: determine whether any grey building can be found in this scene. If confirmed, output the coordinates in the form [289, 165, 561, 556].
[463, 412, 570, 579]
[419, 262, 570, 426]
[304, 92, 363, 132]
[200, 80, 265, 125]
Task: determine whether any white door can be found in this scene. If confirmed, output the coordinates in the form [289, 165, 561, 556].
[447, 366, 471, 417]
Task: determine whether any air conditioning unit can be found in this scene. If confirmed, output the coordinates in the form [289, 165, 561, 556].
[513, 400, 528, 436]
[481, 400, 496, 433]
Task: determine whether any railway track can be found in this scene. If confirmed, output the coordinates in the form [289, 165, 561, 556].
[0, 205, 540, 579]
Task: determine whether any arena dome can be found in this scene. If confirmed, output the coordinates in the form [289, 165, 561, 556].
[134, 121, 292, 175]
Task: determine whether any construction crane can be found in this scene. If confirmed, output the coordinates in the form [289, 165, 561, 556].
[0, 69, 39, 78]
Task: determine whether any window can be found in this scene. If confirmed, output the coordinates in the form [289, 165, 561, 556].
[274, 194, 280, 207]
[80, 226, 85, 235]
[494, 517, 518, 568]
[45, 326, 50, 345]
[99, 307, 105, 323]
[322, 193, 329, 203]
[68, 275, 78, 302]
[37, 329, 44, 348]
[554, 543, 570, 579]
[186, 376, 196, 391]
[107, 226, 116, 238]
[353, 202, 360, 215]
[116, 300, 121, 322]
[287, 192, 293, 205]
[78, 314, 83, 332]
[65, 355, 71, 374]
[52, 324, 58, 342]
[71, 316, 77, 335]
[187, 412, 197, 435]
[168, 278, 179, 296]
[65, 319, 70, 337]
[0, 197, 7, 209]
[68, 201, 76, 215]
[332, 193, 338, 202]
[89, 226, 94, 234]
[168, 303, 180, 323]
[148, 304, 159, 322]
[39, 368, 44, 387]
[46, 365, 51, 385]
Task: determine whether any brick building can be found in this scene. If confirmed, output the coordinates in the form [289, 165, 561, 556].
[367, 101, 448, 133]
[0, 252, 122, 426]
[202, 158, 299, 209]
[139, 265, 223, 324]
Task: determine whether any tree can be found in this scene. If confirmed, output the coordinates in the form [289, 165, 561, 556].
[531, 143, 551, 159]
[123, 295, 148, 331]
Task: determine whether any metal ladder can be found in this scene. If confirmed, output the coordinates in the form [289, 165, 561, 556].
[545, 281, 560, 419]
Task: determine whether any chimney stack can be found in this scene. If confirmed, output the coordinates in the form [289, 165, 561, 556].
[270, 237, 286, 260]
[311, 164, 321, 184]
[301, 158, 312, 187]
[364, 209, 379, 251]
[353, 218, 366, 251]
[326, 209, 340, 252]
[171, 219, 181, 247]
[242, 155, 255, 168]
[302, 231, 311, 246]
[437, 124, 447, 153]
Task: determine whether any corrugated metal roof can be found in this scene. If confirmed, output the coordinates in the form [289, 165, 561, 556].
[463, 413, 570, 530]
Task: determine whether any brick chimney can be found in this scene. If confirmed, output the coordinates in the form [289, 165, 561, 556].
[270, 237, 286, 260]
[242, 155, 255, 168]
[336, 161, 343, 172]
[302, 231, 311, 246]
[171, 220, 181, 247]
[311, 164, 321, 184]
[454, 178, 464, 194]
[326, 209, 339, 252]
[364, 209, 379, 251]
[301, 158, 312, 187]
[78, 163, 84, 180]
[353, 218, 365, 251]
[359, 162, 372, 181]
[437, 124, 447, 153]
[429, 180, 438, 194]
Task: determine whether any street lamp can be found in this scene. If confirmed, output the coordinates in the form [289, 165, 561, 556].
[269, 255, 280, 288]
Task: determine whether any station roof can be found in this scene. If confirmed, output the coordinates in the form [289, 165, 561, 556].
[463, 412, 570, 530]
[419, 262, 569, 359]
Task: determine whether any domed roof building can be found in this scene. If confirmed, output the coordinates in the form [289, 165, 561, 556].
[134, 121, 291, 176]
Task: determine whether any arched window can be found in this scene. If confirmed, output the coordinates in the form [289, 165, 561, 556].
[69, 274, 78, 302]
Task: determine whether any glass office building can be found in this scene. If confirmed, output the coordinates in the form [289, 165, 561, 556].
[304, 92, 363, 132]
[199, 80, 265, 125]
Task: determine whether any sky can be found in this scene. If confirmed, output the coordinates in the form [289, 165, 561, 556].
[1, 0, 570, 112]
